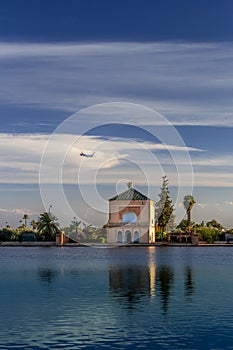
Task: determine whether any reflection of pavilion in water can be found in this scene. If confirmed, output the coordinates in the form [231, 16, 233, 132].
[38, 267, 58, 284]
[109, 251, 194, 313]
[109, 264, 156, 308]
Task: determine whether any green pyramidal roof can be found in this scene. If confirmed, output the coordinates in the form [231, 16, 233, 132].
[109, 187, 149, 201]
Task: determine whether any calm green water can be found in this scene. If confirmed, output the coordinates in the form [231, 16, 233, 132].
[1, 246, 233, 350]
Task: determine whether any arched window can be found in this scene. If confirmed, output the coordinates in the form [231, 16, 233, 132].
[134, 231, 139, 243]
[125, 230, 132, 243]
[122, 211, 137, 223]
[117, 231, 122, 243]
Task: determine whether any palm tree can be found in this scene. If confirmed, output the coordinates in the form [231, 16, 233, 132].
[82, 223, 93, 240]
[5, 221, 10, 229]
[30, 220, 37, 231]
[183, 195, 195, 230]
[72, 217, 82, 234]
[22, 214, 29, 227]
[37, 212, 60, 241]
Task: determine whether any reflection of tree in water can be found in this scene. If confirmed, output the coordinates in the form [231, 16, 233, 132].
[157, 265, 174, 314]
[109, 266, 150, 309]
[109, 262, 194, 313]
[184, 267, 194, 297]
[38, 268, 58, 285]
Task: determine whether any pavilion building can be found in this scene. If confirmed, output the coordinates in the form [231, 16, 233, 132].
[106, 187, 155, 244]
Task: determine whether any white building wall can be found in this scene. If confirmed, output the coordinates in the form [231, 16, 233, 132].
[107, 198, 155, 243]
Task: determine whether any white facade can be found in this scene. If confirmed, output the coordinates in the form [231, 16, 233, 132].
[106, 189, 155, 244]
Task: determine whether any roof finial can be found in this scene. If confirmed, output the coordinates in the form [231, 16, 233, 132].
[127, 181, 133, 189]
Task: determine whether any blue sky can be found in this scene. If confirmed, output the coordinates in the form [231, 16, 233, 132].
[1, 0, 233, 228]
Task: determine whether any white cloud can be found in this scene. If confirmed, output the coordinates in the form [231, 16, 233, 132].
[193, 172, 233, 187]
[0, 42, 233, 125]
[0, 132, 196, 184]
[1, 41, 233, 227]
[196, 203, 206, 209]
[0, 132, 233, 189]
[0, 208, 32, 215]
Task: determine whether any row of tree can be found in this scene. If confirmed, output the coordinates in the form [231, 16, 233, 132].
[63, 218, 107, 243]
[0, 212, 60, 242]
[0, 176, 227, 243]
[155, 175, 227, 242]
[0, 212, 107, 243]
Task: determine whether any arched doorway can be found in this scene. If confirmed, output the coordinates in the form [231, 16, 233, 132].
[117, 231, 122, 243]
[125, 230, 132, 243]
[133, 231, 139, 243]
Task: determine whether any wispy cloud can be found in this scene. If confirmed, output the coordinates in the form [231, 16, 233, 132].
[0, 132, 197, 184]
[1, 42, 233, 126]
[1, 42, 233, 227]
[0, 208, 32, 215]
[0, 132, 233, 188]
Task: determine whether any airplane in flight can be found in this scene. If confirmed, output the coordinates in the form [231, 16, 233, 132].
[80, 151, 95, 158]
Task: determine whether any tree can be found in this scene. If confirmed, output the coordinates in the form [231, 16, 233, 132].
[195, 226, 219, 243]
[37, 212, 60, 241]
[0, 227, 14, 241]
[206, 219, 223, 230]
[82, 223, 94, 240]
[183, 195, 195, 230]
[71, 217, 82, 234]
[5, 221, 10, 229]
[127, 181, 133, 189]
[176, 219, 191, 231]
[22, 214, 29, 227]
[64, 217, 83, 242]
[30, 220, 37, 231]
[155, 176, 174, 238]
[167, 213, 176, 232]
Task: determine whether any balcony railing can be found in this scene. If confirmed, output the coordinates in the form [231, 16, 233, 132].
[107, 222, 149, 227]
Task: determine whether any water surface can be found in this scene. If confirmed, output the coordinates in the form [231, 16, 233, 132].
[1, 246, 233, 349]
